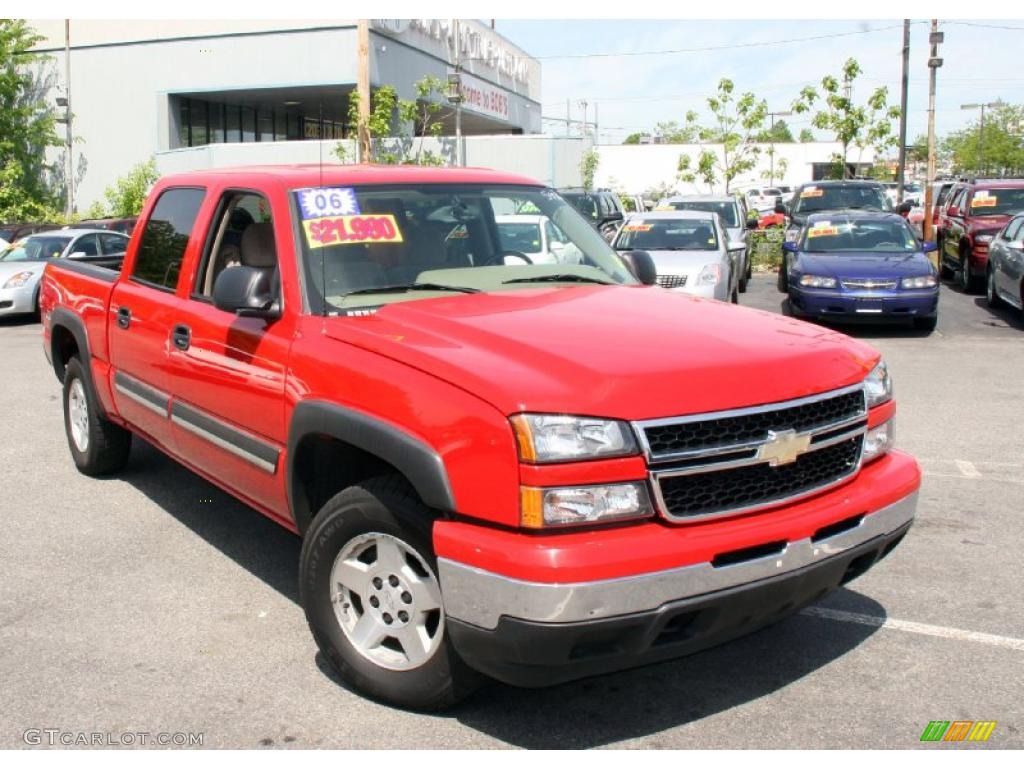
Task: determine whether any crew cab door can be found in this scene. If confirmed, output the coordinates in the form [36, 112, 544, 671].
[164, 189, 294, 518]
[107, 187, 206, 448]
[944, 187, 968, 266]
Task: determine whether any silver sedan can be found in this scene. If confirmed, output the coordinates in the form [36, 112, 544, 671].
[611, 210, 743, 302]
[986, 212, 1024, 313]
[0, 229, 129, 319]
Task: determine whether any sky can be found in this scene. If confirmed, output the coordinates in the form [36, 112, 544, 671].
[494, 19, 1024, 148]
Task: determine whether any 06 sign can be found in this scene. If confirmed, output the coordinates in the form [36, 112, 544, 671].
[303, 215, 404, 248]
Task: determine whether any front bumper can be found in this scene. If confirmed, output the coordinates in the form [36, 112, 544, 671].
[790, 286, 937, 320]
[662, 278, 727, 301]
[0, 284, 37, 317]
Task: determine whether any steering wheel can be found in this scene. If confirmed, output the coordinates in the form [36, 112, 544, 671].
[484, 250, 534, 266]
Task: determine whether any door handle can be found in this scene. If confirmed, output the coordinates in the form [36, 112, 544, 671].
[116, 306, 131, 329]
[171, 324, 191, 351]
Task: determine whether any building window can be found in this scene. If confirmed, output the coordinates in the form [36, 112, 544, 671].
[259, 110, 274, 142]
[241, 107, 256, 142]
[226, 105, 241, 143]
[210, 102, 225, 144]
[190, 100, 208, 146]
[178, 98, 191, 147]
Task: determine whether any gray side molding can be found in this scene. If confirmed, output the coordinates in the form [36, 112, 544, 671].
[287, 400, 457, 523]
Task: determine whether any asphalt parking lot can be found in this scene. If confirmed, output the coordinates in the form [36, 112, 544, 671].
[1, 275, 1022, 749]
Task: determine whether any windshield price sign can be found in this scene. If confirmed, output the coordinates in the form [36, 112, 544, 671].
[296, 187, 361, 219]
[304, 215, 404, 248]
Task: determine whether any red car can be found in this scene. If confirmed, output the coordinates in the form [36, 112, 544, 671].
[938, 179, 1024, 292]
[41, 164, 920, 709]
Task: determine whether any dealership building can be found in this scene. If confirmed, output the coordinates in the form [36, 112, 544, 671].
[28, 19, 543, 209]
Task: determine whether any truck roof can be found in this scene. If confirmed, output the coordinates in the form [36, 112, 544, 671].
[155, 164, 546, 189]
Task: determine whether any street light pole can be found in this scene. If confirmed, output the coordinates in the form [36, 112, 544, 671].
[64, 19, 73, 218]
[896, 19, 910, 204]
[766, 110, 792, 186]
[923, 21, 942, 250]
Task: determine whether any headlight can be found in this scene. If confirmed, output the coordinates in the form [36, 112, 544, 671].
[901, 275, 937, 289]
[863, 419, 894, 463]
[510, 414, 637, 463]
[798, 274, 837, 288]
[3, 271, 34, 289]
[975, 234, 994, 244]
[864, 360, 893, 407]
[785, 228, 800, 242]
[697, 263, 721, 285]
[520, 482, 654, 528]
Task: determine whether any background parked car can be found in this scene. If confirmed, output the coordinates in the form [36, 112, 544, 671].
[75, 217, 138, 235]
[743, 186, 783, 213]
[780, 211, 939, 332]
[495, 214, 583, 264]
[984, 211, 1024, 314]
[611, 210, 741, 302]
[0, 222, 61, 243]
[0, 229, 129, 319]
[656, 194, 755, 291]
[557, 187, 624, 240]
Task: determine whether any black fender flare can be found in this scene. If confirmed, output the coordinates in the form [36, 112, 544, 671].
[287, 401, 457, 532]
[49, 306, 93, 384]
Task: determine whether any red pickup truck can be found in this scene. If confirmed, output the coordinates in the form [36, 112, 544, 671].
[41, 165, 920, 710]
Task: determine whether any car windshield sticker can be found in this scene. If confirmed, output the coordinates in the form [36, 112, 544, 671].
[622, 224, 653, 232]
[807, 222, 839, 237]
[295, 187, 360, 220]
[446, 225, 468, 240]
[971, 195, 997, 208]
[303, 214, 404, 248]
[801, 187, 824, 198]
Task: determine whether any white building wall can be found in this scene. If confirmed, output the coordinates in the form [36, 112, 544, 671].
[594, 142, 877, 196]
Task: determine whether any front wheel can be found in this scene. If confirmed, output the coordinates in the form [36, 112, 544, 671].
[986, 267, 1004, 308]
[63, 356, 132, 476]
[299, 476, 481, 711]
[777, 257, 788, 292]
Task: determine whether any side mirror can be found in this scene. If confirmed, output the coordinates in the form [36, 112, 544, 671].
[782, 241, 798, 253]
[774, 201, 787, 215]
[727, 241, 747, 251]
[897, 201, 914, 216]
[921, 240, 938, 253]
[68, 251, 87, 259]
[622, 250, 658, 286]
[212, 266, 279, 319]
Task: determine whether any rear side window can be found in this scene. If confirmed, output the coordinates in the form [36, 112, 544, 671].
[132, 187, 206, 290]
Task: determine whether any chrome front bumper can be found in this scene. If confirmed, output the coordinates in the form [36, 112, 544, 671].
[438, 490, 917, 630]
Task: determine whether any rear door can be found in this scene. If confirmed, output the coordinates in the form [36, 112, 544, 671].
[996, 217, 1024, 301]
[165, 188, 294, 517]
[107, 187, 206, 448]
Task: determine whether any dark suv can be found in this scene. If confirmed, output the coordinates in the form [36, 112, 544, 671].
[558, 188, 624, 240]
[937, 179, 1024, 292]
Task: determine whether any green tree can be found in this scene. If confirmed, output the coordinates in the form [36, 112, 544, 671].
[0, 19, 63, 218]
[102, 157, 159, 218]
[678, 79, 767, 193]
[942, 103, 1024, 175]
[343, 77, 452, 166]
[792, 58, 901, 178]
[654, 113, 700, 143]
[0, 159, 59, 221]
[756, 119, 795, 143]
[622, 132, 650, 145]
[799, 128, 815, 143]
[580, 148, 599, 191]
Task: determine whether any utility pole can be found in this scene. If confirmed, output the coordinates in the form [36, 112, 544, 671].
[565, 99, 570, 137]
[766, 109, 792, 186]
[594, 103, 599, 144]
[923, 20, 943, 252]
[579, 100, 588, 138]
[896, 19, 910, 204]
[64, 20, 73, 218]
[356, 19, 371, 163]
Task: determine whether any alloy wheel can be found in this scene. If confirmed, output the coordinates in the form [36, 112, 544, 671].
[68, 378, 90, 453]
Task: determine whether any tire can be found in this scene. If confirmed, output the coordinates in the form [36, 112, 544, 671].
[299, 475, 481, 711]
[986, 267, 1004, 309]
[63, 357, 132, 476]
[777, 257, 788, 293]
[32, 286, 41, 321]
[913, 315, 938, 333]
[730, 285, 739, 304]
[958, 247, 980, 293]
[738, 255, 749, 293]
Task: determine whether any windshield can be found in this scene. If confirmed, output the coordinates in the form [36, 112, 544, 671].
[969, 188, 1024, 216]
[613, 218, 719, 251]
[561, 192, 599, 220]
[792, 185, 889, 216]
[800, 218, 919, 253]
[0, 236, 71, 261]
[664, 201, 739, 228]
[293, 184, 634, 313]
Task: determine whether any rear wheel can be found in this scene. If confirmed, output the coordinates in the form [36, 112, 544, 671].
[299, 476, 481, 711]
[958, 247, 980, 293]
[62, 356, 132, 476]
[986, 267, 1004, 308]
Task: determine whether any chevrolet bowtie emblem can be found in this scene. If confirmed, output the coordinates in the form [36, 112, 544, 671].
[757, 429, 812, 466]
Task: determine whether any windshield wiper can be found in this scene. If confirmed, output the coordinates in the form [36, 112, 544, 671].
[343, 282, 481, 297]
[502, 274, 613, 285]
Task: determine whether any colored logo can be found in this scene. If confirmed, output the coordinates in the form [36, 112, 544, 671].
[920, 721, 996, 742]
[757, 429, 812, 467]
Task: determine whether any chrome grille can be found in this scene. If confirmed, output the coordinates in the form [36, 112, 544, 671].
[657, 274, 688, 289]
[840, 278, 897, 290]
[635, 385, 867, 522]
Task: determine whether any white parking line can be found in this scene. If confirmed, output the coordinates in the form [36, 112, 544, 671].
[954, 460, 982, 479]
[802, 606, 1024, 651]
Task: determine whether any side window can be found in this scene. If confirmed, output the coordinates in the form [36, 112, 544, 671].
[193, 191, 276, 299]
[1004, 218, 1023, 242]
[951, 188, 967, 211]
[132, 188, 206, 290]
[99, 233, 128, 254]
[72, 234, 99, 257]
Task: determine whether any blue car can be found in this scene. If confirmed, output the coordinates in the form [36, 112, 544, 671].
[780, 212, 940, 332]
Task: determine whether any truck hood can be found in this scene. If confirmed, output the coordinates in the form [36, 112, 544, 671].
[321, 285, 879, 420]
[795, 251, 934, 278]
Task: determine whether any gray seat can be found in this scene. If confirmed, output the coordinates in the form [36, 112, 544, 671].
[240, 222, 278, 295]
